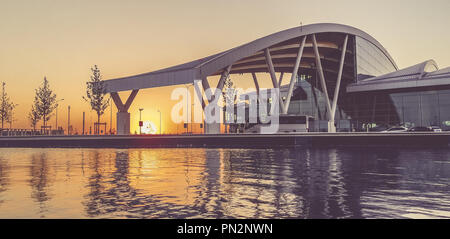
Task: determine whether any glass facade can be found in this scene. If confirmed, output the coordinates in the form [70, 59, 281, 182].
[276, 35, 404, 132]
[340, 89, 450, 131]
[287, 78, 351, 132]
[355, 36, 397, 81]
[287, 86, 450, 132]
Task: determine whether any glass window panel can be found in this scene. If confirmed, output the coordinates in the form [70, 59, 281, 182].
[356, 37, 397, 81]
[438, 93, 450, 130]
[421, 93, 439, 127]
[403, 94, 421, 127]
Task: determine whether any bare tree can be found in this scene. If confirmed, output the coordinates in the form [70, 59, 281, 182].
[6, 106, 16, 129]
[28, 104, 40, 131]
[33, 77, 57, 131]
[0, 82, 16, 129]
[83, 65, 109, 134]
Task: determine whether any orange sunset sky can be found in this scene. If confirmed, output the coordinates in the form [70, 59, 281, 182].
[1, 0, 449, 134]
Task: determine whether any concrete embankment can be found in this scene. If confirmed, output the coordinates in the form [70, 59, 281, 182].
[0, 132, 449, 148]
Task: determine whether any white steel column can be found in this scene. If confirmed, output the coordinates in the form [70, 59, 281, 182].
[251, 72, 260, 97]
[201, 65, 232, 105]
[284, 35, 307, 114]
[312, 34, 334, 132]
[212, 65, 232, 103]
[202, 65, 232, 134]
[278, 72, 284, 87]
[110, 89, 139, 135]
[194, 80, 206, 110]
[264, 48, 287, 114]
[330, 35, 348, 121]
[201, 77, 211, 105]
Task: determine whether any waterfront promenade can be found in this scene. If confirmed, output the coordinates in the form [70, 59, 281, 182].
[0, 132, 449, 148]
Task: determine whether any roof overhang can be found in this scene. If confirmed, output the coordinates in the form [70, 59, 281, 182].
[104, 68, 200, 93]
[103, 23, 397, 93]
[347, 77, 450, 93]
[347, 62, 450, 93]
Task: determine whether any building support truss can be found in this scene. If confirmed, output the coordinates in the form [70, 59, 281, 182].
[212, 65, 232, 103]
[251, 72, 260, 97]
[110, 89, 139, 113]
[200, 65, 232, 105]
[284, 35, 307, 114]
[331, 34, 348, 121]
[278, 72, 284, 87]
[110, 89, 139, 135]
[264, 48, 287, 114]
[312, 34, 348, 132]
[196, 65, 232, 134]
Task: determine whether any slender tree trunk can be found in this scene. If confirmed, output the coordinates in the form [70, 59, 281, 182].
[43, 115, 46, 135]
[97, 113, 100, 135]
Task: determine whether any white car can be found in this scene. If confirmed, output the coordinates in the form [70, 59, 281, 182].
[382, 126, 408, 132]
[429, 126, 443, 132]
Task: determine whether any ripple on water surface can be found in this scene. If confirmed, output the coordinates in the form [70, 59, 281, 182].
[0, 147, 449, 218]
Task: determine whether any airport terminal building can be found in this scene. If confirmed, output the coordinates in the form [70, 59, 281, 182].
[104, 23, 450, 134]
[247, 58, 450, 132]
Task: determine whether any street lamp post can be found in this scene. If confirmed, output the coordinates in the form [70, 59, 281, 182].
[67, 105, 71, 135]
[184, 84, 194, 134]
[139, 108, 144, 134]
[192, 101, 194, 134]
[55, 99, 64, 132]
[157, 109, 161, 135]
[109, 97, 112, 134]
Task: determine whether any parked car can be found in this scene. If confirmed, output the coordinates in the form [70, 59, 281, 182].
[369, 124, 390, 132]
[408, 126, 431, 132]
[382, 126, 408, 132]
[429, 126, 443, 132]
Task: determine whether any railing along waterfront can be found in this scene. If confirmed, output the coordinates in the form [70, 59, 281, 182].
[0, 128, 65, 136]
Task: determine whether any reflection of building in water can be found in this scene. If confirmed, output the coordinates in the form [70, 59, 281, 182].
[206, 148, 365, 218]
[83, 150, 148, 217]
[1, 148, 448, 218]
[29, 153, 55, 216]
[0, 157, 10, 206]
[82, 149, 208, 218]
[358, 149, 450, 219]
[305, 149, 359, 218]
[127, 149, 206, 205]
[202, 149, 311, 218]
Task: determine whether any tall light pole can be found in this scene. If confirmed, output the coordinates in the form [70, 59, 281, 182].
[67, 105, 71, 135]
[55, 99, 64, 132]
[139, 108, 144, 134]
[82, 112, 85, 135]
[192, 100, 194, 134]
[157, 109, 161, 135]
[184, 84, 193, 134]
[109, 97, 112, 134]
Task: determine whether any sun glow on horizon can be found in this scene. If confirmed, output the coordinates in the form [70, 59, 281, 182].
[141, 121, 157, 134]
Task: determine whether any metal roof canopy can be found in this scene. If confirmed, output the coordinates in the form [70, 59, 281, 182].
[103, 23, 397, 93]
[347, 60, 450, 93]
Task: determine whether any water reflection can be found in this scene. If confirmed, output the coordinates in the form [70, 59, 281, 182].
[29, 153, 51, 216]
[0, 157, 10, 206]
[0, 147, 449, 218]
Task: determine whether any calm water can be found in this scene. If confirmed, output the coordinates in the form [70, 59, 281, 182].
[0, 147, 449, 219]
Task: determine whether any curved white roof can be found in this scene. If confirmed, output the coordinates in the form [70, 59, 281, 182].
[347, 60, 450, 93]
[358, 60, 438, 83]
[104, 23, 397, 93]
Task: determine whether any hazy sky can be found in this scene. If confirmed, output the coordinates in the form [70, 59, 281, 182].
[1, 0, 449, 133]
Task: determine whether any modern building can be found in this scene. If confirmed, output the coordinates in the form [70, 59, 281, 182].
[103, 23, 450, 134]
